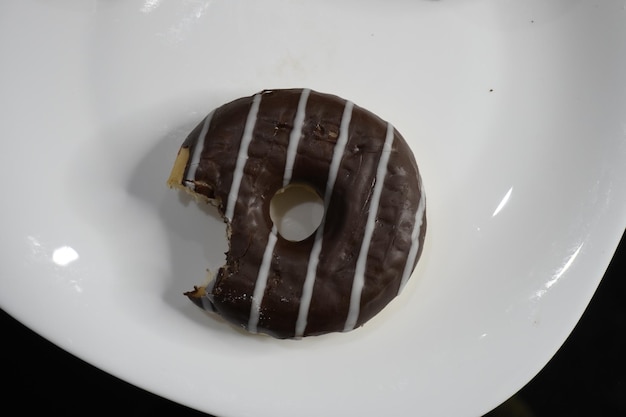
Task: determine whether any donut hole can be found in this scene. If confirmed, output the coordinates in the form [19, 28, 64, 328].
[269, 183, 324, 242]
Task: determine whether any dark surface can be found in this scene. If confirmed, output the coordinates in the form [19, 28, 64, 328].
[3, 230, 624, 416]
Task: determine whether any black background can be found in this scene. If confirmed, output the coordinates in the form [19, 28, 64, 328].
[3, 231, 624, 416]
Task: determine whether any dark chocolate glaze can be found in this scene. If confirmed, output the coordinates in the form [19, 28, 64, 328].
[173, 89, 426, 338]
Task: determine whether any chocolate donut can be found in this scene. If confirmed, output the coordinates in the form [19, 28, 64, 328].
[167, 88, 426, 339]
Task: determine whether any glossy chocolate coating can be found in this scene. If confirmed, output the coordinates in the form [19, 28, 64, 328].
[169, 89, 426, 338]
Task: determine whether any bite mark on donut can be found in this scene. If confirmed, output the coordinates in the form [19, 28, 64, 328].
[168, 144, 232, 309]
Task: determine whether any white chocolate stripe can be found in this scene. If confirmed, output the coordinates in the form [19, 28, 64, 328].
[398, 181, 426, 293]
[247, 89, 310, 333]
[248, 225, 279, 333]
[283, 88, 310, 187]
[224, 93, 262, 222]
[295, 100, 354, 338]
[344, 122, 395, 332]
[185, 111, 214, 189]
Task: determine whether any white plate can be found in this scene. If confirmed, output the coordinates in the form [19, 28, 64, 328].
[2, 1, 625, 416]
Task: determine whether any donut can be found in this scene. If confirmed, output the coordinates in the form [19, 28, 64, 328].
[167, 88, 426, 339]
